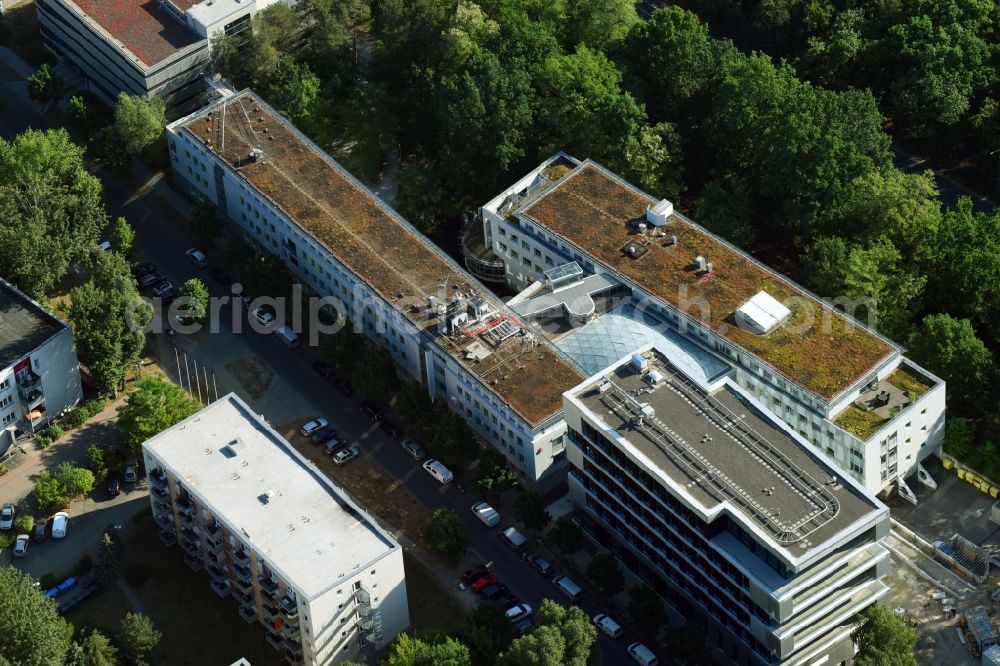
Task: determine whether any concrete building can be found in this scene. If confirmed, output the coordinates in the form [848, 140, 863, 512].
[36, 0, 290, 110]
[142, 393, 408, 665]
[166, 91, 584, 485]
[564, 345, 890, 666]
[0, 278, 82, 454]
[478, 155, 946, 500]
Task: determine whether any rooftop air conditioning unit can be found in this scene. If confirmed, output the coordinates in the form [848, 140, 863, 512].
[646, 199, 673, 226]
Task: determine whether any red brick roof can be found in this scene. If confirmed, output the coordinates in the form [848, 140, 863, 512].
[71, 0, 200, 67]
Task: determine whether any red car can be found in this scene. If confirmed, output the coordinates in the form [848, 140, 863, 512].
[471, 573, 499, 594]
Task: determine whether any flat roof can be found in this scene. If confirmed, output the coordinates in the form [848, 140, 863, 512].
[572, 349, 879, 556]
[521, 162, 897, 401]
[143, 394, 397, 599]
[67, 0, 201, 67]
[0, 279, 66, 370]
[177, 92, 582, 425]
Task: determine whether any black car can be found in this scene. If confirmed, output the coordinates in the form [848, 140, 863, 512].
[208, 267, 231, 284]
[514, 618, 534, 636]
[381, 421, 404, 440]
[481, 584, 511, 601]
[360, 401, 381, 422]
[336, 377, 356, 396]
[131, 262, 156, 279]
[310, 426, 339, 445]
[32, 520, 47, 543]
[311, 360, 333, 378]
[526, 554, 553, 576]
[322, 437, 348, 455]
[106, 471, 121, 498]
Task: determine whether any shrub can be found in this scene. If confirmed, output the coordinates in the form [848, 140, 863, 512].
[47, 425, 65, 441]
[62, 409, 88, 430]
[85, 444, 105, 472]
[72, 554, 93, 577]
[0, 463, 7, 476]
[38, 573, 58, 590]
[0, 534, 14, 548]
[124, 563, 152, 586]
[35, 434, 53, 449]
[13, 514, 34, 533]
[34, 472, 67, 510]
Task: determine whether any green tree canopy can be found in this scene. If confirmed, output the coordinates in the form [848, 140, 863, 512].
[0, 128, 106, 298]
[499, 599, 597, 666]
[117, 376, 201, 456]
[428, 411, 478, 469]
[188, 202, 225, 243]
[514, 491, 550, 532]
[54, 462, 95, 497]
[626, 585, 666, 644]
[585, 552, 624, 597]
[34, 471, 67, 511]
[110, 217, 136, 257]
[95, 532, 120, 587]
[549, 515, 582, 556]
[65, 629, 117, 666]
[267, 55, 322, 123]
[112, 93, 167, 156]
[906, 314, 997, 414]
[119, 613, 161, 666]
[0, 566, 70, 665]
[386, 632, 471, 666]
[424, 508, 468, 562]
[353, 346, 398, 401]
[852, 604, 918, 666]
[178, 279, 210, 324]
[943, 417, 975, 460]
[564, 0, 639, 51]
[26, 63, 64, 104]
[463, 599, 515, 666]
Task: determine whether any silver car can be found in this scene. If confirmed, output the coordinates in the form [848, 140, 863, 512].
[13, 534, 29, 557]
[0, 504, 13, 530]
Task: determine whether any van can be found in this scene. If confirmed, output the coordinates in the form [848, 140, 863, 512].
[627, 642, 658, 666]
[592, 613, 623, 638]
[551, 575, 583, 602]
[276, 325, 300, 349]
[500, 526, 527, 551]
[422, 459, 453, 485]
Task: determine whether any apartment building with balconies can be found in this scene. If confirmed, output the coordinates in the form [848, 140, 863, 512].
[165, 91, 584, 486]
[0, 278, 82, 455]
[142, 393, 409, 665]
[480, 155, 946, 500]
[564, 345, 890, 666]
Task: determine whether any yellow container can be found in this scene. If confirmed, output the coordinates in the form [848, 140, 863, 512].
[957, 468, 966, 480]
[943, 458, 954, 470]
[990, 486, 999, 498]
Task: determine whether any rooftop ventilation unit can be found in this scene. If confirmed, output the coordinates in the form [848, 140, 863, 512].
[631, 353, 648, 372]
[249, 147, 263, 162]
[645, 370, 665, 387]
[622, 240, 648, 259]
[258, 489, 276, 505]
[735, 290, 792, 334]
[646, 199, 673, 226]
[694, 255, 706, 271]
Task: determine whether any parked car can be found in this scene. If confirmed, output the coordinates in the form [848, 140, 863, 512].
[505, 604, 533, 624]
[470, 573, 498, 593]
[514, 618, 534, 636]
[400, 438, 426, 461]
[151, 279, 175, 297]
[300, 418, 328, 437]
[33, 521, 47, 543]
[526, 554, 553, 576]
[322, 437, 348, 455]
[500, 526, 527, 551]
[311, 360, 333, 378]
[627, 642, 658, 666]
[185, 248, 208, 268]
[208, 267, 230, 284]
[422, 459, 453, 485]
[333, 447, 359, 465]
[137, 272, 163, 288]
[123, 462, 137, 484]
[471, 502, 501, 527]
[13, 534, 29, 557]
[360, 401, 381, 421]
[592, 613, 623, 638]
[461, 564, 491, 586]
[0, 504, 14, 530]
[105, 471, 121, 498]
[131, 262, 156, 279]
[335, 377, 356, 396]
[251, 305, 275, 327]
[51, 512, 69, 539]
[381, 421, 404, 439]
[481, 584, 511, 601]
[310, 426, 339, 445]
[98, 240, 112, 252]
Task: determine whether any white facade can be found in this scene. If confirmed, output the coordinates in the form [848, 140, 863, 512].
[0, 278, 82, 452]
[564, 345, 890, 666]
[165, 94, 579, 486]
[481, 155, 947, 498]
[142, 394, 408, 665]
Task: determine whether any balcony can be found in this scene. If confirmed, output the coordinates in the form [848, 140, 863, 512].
[207, 561, 228, 579]
[153, 512, 173, 529]
[262, 604, 281, 622]
[259, 575, 279, 594]
[238, 605, 258, 624]
[232, 588, 255, 607]
[149, 467, 168, 486]
[175, 496, 196, 518]
[151, 484, 169, 500]
[280, 596, 298, 621]
[266, 633, 285, 651]
[210, 578, 230, 597]
[232, 563, 252, 584]
[158, 530, 176, 547]
[231, 548, 250, 566]
[284, 639, 303, 663]
[20, 387, 44, 409]
[183, 552, 202, 572]
[205, 521, 222, 539]
[281, 621, 300, 640]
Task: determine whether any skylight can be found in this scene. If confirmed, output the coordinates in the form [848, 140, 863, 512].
[736, 291, 791, 334]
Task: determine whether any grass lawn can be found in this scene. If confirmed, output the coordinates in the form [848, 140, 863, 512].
[65, 584, 133, 639]
[402, 551, 464, 636]
[834, 404, 888, 441]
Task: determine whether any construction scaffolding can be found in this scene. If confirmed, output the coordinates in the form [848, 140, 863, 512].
[933, 534, 990, 583]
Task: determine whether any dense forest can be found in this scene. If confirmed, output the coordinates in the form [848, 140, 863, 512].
[210, 0, 1000, 477]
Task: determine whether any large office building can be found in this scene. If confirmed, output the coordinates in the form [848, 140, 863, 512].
[142, 393, 409, 665]
[0, 278, 82, 455]
[477, 155, 946, 500]
[565, 345, 891, 666]
[166, 91, 584, 485]
[36, 0, 290, 109]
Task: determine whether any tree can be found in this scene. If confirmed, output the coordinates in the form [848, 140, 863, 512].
[626, 585, 666, 644]
[353, 346, 398, 401]
[499, 599, 597, 666]
[65, 630, 117, 666]
[549, 515, 582, 557]
[0, 129, 107, 298]
[54, 462, 95, 497]
[0, 565, 70, 664]
[906, 314, 998, 414]
[119, 613, 161, 666]
[586, 552, 624, 597]
[86, 444, 106, 472]
[564, 0, 639, 51]
[188, 202, 225, 243]
[695, 178, 754, 248]
[424, 508, 467, 562]
[266, 55, 321, 123]
[12, 514, 34, 534]
[320, 324, 367, 376]
[463, 599, 515, 666]
[33, 472, 66, 511]
[177, 279, 210, 324]
[243, 252, 294, 299]
[514, 491, 550, 532]
[69, 251, 150, 393]
[111, 93, 166, 157]
[110, 217, 136, 257]
[943, 417, 975, 460]
[852, 604, 918, 666]
[394, 382, 439, 440]
[386, 632, 471, 666]
[95, 533, 120, 587]
[66, 95, 95, 141]
[428, 411, 478, 469]
[117, 376, 201, 456]
[474, 448, 518, 497]
[660, 623, 709, 665]
[26, 63, 64, 104]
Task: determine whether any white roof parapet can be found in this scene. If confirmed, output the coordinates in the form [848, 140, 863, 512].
[736, 290, 792, 335]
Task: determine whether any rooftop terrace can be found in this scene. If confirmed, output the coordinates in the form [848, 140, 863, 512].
[143, 394, 397, 599]
[0, 279, 65, 369]
[573, 349, 879, 555]
[179, 92, 582, 425]
[521, 162, 896, 402]
[69, 0, 201, 67]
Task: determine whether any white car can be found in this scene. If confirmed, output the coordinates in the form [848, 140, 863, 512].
[592, 613, 623, 638]
[51, 512, 69, 539]
[300, 418, 328, 437]
[471, 502, 500, 527]
[333, 447, 359, 465]
[505, 603, 533, 623]
[251, 306, 275, 327]
[13, 534, 29, 557]
[185, 248, 208, 267]
[0, 504, 13, 530]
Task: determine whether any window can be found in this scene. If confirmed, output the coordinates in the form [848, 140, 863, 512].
[2, 412, 15, 425]
[0, 379, 8, 391]
[0, 395, 11, 408]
